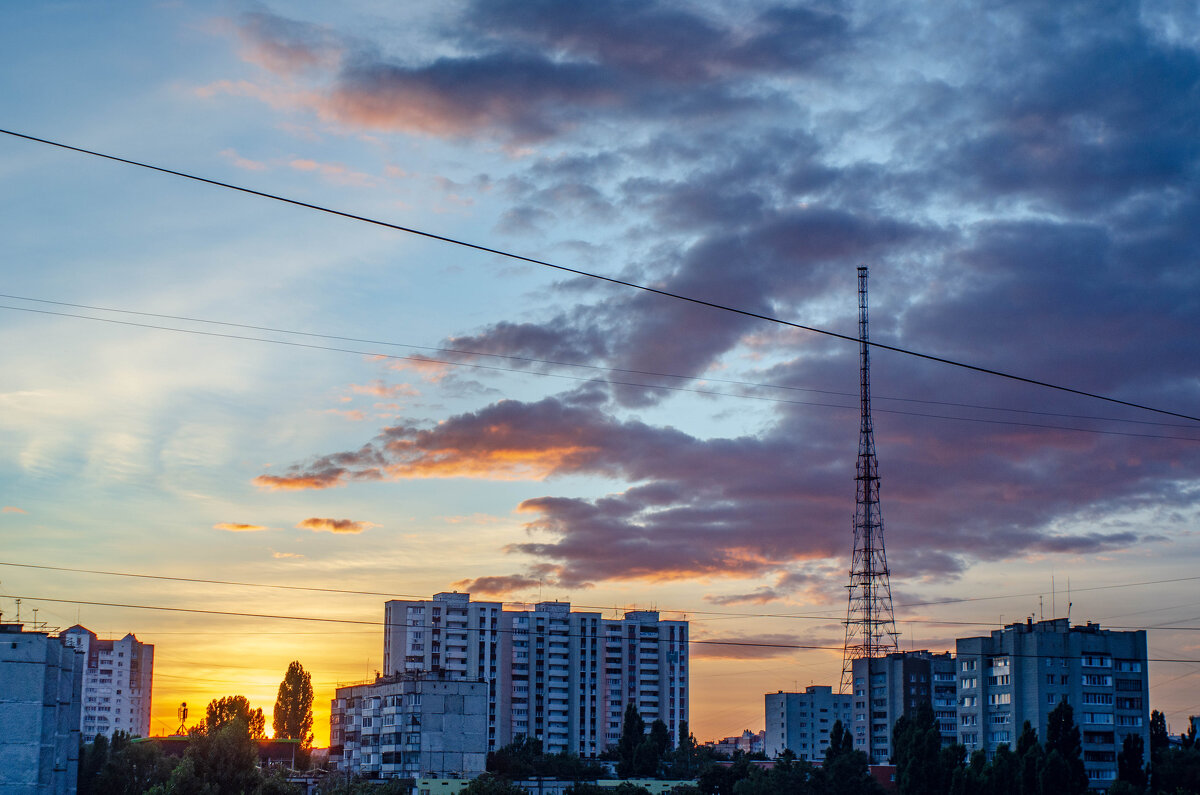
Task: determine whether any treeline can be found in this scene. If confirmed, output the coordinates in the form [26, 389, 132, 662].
[77, 662, 315, 795]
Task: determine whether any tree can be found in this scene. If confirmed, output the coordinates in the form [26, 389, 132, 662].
[618, 703, 647, 777]
[824, 721, 881, 795]
[892, 702, 942, 795]
[460, 773, 528, 795]
[79, 731, 173, 795]
[273, 661, 314, 762]
[1117, 732, 1147, 791]
[1045, 699, 1087, 795]
[1182, 718, 1198, 751]
[203, 695, 267, 739]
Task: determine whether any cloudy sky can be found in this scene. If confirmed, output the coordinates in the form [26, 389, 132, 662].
[2, 0, 1199, 743]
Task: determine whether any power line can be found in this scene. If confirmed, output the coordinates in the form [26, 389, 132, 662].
[3, 303, 1197, 443]
[8, 561, 1200, 629]
[2, 128, 1197, 424]
[8, 593, 1200, 663]
[3, 292, 1193, 431]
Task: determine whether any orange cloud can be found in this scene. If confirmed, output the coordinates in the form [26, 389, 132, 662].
[296, 517, 378, 534]
[271, 550, 304, 559]
[2, 506, 26, 514]
[214, 522, 269, 532]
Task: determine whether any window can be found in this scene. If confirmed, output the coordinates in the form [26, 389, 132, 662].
[989, 675, 1011, 686]
[961, 677, 978, 689]
[1081, 655, 1112, 668]
[962, 660, 977, 671]
[1115, 661, 1142, 673]
[1082, 713, 1114, 725]
[1116, 715, 1143, 727]
[961, 715, 978, 726]
[988, 693, 1012, 706]
[1083, 674, 1113, 687]
[962, 696, 977, 708]
[1082, 693, 1113, 705]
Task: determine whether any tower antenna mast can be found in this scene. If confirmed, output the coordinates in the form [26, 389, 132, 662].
[840, 266, 900, 694]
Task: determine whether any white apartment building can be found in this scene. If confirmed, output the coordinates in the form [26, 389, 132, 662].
[956, 618, 1149, 789]
[0, 623, 83, 794]
[382, 594, 688, 757]
[765, 686, 853, 760]
[850, 651, 956, 764]
[330, 674, 488, 780]
[60, 625, 154, 740]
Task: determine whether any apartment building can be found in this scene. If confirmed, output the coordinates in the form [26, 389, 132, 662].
[765, 686, 853, 760]
[849, 651, 956, 764]
[60, 625, 154, 739]
[955, 618, 1149, 789]
[329, 673, 487, 780]
[381, 594, 688, 757]
[0, 623, 83, 794]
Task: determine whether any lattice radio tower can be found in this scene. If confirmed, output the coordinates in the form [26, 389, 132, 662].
[840, 265, 899, 694]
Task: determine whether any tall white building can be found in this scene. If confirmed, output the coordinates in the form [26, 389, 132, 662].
[956, 618, 1149, 789]
[382, 594, 687, 757]
[765, 686, 853, 760]
[0, 622, 83, 794]
[60, 625, 154, 740]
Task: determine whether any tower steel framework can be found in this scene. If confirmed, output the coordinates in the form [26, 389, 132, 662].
[840, 266, 899, 698]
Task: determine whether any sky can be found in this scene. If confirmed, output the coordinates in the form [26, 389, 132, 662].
[2, 0, 1200, 747]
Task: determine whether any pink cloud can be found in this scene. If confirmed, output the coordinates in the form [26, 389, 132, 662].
[2, 506, 26, 514]
[219, 148, 268, 171]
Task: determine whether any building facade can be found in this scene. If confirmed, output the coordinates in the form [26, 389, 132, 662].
[382, 593, 688, 757]
[0, 623, 84, 794]
[765, 686, 853, 761]
[330, 674, 488, 780]
[955, 618, 1150, 789]
[850, 651, 956, 764]
[60, 625, 154, 740]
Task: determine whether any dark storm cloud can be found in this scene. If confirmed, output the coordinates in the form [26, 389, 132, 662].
[228, 3, 850, 141]
[241, 1, 1200, 592]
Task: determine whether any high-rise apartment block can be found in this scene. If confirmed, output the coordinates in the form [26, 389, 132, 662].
[955, 618, 1149, 788]
[0, 623, 84, 794]
[330, 674, 488, 780]
[60, 625, 154, 740]
[850, 651, 956, 764]
[765, 686, 853, 761]
[382, 593, 688, 757]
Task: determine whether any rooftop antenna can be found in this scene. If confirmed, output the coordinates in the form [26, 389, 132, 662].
[176, 702, 188, 735]
[14, 598, 20, 623]
[1039, 595, 1044, 621]
[1052, 571, 1056, 618]
[841, 266, 899, 764]
[1067, 577, 1072, 623]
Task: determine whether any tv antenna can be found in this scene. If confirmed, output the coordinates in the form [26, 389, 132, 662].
[176, 702, 188, 735]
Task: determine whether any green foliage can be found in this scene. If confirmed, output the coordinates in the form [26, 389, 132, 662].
[614, 706, 674, 778]
[892, 702, 944, 795]
[824, 720, 854, 764]
[1182, 718, 1197, 751]
[202, 695, 267, 739]
[1117, 732, 1147, 790]
[312, 772, 410, 795]
[460, 773, 528, 795]
[1151, 746, 1200, 794]
[732, 752, 823, 795]
[1044, 700, 1087, 795]
[178, 720, 264, 795]
[272, 661, 314, 765]
[663, 721, 701, 779]
[1149, 710, 1169, 760]
[485, 736, 604, 781]
[79, 731, 173, 795]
